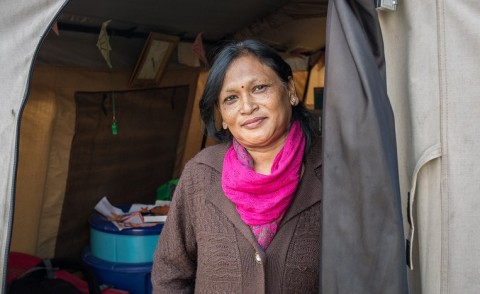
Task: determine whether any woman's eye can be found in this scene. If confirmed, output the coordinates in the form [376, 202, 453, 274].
[223, 95, 237, 104]
[253, 85, 268, 92]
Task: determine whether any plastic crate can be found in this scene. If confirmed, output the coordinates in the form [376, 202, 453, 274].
[82, 247, 152, 294]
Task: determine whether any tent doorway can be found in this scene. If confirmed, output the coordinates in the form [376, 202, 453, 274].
[9, 0, 327, 262]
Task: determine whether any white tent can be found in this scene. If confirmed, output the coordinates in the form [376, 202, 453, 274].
[1, 0, 480, 293]
[380, 1, 480, 293]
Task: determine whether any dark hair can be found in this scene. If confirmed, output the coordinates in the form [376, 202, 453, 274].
[199, 39, 316, 150]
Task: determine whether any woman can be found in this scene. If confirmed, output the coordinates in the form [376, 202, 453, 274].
[152, 39, 322, 293]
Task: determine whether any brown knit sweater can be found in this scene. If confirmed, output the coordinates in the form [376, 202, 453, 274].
[151, 139, 322, 294]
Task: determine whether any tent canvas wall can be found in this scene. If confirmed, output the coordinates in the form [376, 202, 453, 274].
[1, 0, 480, 293]
[380, 1, 480, 293]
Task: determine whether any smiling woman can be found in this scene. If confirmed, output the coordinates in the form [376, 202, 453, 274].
[151, 39, 322, 293]
[218, 55, 295, 172]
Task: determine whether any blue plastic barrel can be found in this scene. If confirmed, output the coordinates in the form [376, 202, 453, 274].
[82, 247, 152, 294]
[88, 208, 163, 263]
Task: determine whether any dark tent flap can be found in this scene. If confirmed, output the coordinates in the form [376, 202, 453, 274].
[322, 0, 408, 293]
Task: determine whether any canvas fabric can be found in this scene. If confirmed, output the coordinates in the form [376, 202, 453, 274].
[380, 1, 480, 293]
[322, 0, 408, 293]
[0, 0, 68, 291]
[10, 87, 57, 255]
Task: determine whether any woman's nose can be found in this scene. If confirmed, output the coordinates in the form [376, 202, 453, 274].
[240, 94, 258, 114]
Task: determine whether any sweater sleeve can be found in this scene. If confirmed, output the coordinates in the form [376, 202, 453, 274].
[151, 162, 197, 293]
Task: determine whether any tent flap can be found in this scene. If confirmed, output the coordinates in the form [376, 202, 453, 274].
[321, 0, 408, 292]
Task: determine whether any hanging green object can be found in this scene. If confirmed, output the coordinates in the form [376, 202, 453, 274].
[112, 121, 117, 135]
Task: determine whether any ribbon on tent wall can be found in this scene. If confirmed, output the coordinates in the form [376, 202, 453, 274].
[96, 19, 118, 135]
[321, 0, 409, 293]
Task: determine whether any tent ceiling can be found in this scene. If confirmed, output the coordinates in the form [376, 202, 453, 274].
[37, 0, 328, 69]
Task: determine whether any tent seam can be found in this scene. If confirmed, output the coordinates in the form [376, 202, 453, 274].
[436, 0, 450, 293]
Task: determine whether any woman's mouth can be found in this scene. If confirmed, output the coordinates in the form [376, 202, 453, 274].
[242, 117, 265, 128]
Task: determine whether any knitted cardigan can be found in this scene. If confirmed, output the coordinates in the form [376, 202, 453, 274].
[151, 138, 322, 294]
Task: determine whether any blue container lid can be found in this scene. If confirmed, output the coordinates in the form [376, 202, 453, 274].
[82, 247, 152, 272]
[89, 205, 163, 236]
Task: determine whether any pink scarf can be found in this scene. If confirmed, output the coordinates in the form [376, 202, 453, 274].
[222, 121, 305, 226]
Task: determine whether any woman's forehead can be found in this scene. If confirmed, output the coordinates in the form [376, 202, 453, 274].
[225, 56, 276, 80]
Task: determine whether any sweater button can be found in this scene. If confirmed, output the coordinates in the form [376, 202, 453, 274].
[255, 252, 262, 264]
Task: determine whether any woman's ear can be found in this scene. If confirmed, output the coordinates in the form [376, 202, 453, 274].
[288, 77, 298, 106]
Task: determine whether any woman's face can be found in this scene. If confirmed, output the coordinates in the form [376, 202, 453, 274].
[218, 54, 294, 150]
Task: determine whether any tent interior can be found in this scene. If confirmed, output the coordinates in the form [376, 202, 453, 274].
[11, 0, 328, 261]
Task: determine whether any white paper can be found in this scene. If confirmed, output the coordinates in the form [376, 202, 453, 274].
[94, 196, 125, 217]
[94, 197, 171, 230]
[128, 200, 171, 213]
